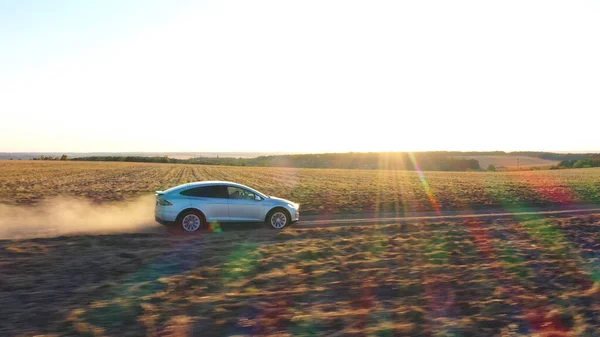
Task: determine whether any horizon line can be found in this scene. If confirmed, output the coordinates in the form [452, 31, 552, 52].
[2, 150, 600, 155]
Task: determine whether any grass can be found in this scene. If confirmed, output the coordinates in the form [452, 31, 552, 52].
[3, 215, 600, 336]
[1, 160, 599, 215]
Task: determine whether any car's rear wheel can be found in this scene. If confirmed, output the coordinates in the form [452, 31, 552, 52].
[267, 209, 290, 229]
[178, 210, 205, 233]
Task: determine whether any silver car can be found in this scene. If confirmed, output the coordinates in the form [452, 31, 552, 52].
[155, 181, 299, 231]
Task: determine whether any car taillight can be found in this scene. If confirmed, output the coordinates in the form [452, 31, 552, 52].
[157, 199, 173, 206]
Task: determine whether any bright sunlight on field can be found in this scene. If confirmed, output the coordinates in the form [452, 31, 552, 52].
[1, 160, 599, 214]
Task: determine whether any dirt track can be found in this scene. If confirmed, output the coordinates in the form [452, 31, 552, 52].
[2, 198, 600, 240]
[298, 204, 600, 227]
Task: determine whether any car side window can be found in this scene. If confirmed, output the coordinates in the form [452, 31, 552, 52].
[180, 187, 204, 197]
[227, 187, 257, 200]
[214, 186, 230, 198]
[180, 186, 228, 198]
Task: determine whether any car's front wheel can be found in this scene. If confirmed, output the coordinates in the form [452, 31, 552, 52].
[178, 210, 205, 233]
[267, 209, 290, 229]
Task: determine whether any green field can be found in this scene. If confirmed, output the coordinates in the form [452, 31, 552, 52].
[1, 161, 599, 215]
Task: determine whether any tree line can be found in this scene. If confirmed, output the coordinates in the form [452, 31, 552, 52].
[71, 152, 482, 171]
[55, 151, 600, 171]
[71, 156, 170, 163]
[556, 159, 600, 169]
[33, 155, 68, 161]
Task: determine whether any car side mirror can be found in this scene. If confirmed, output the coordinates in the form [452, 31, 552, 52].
[255, 195, 262, 201]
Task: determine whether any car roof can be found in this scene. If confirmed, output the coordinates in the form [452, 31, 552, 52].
[184, 181, 245, 188]
[163, 181, 265, 195]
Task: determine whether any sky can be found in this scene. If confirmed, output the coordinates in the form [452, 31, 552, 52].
[1, 0, 599, 153]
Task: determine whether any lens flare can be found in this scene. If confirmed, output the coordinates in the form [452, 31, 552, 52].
[408, 152, 441, 214]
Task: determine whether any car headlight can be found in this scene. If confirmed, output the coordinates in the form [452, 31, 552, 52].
[288, 203, 299, 209]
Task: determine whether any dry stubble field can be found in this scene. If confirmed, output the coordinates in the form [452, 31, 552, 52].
[3, 216, 600, 336]
[1, 160, 600, 214]
[2, 161, 600, 336]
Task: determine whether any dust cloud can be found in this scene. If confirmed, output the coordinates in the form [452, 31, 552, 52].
[0, 195, 162, 240]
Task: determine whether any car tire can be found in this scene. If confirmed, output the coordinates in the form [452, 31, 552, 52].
[177, 210, 206, 233]
[266, 208, 290, 229]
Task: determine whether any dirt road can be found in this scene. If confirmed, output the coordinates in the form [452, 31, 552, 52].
[297, 204, 600, 228]
[1, 201, 599, 239]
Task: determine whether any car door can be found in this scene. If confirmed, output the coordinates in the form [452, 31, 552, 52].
[226, 186, 264, 221]
[182, 185, 230, 222]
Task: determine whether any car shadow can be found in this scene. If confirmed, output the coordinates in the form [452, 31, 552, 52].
[207, 221, 266, 231]
[166, 221, 270, 235]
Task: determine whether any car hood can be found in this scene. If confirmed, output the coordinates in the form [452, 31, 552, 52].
[269, 196, 298, 207]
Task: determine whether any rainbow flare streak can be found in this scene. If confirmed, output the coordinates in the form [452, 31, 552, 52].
[408, 152, 441, 214]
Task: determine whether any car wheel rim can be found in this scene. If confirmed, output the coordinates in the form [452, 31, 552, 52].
[182, 214, 201, 232]
[271, 212, 287, 229]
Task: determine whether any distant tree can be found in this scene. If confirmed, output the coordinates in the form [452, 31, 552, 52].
[487, 164, 497, 172]
[60, 154, 68, 161]
[573, 160, 585, 168]
[558, 160, 573, 168]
